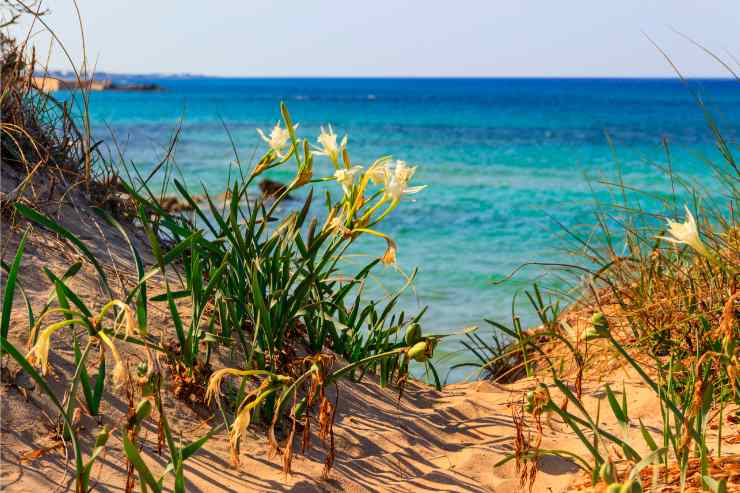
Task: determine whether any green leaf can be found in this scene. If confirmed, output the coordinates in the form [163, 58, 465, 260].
[181, 424, 222, 461]
[605, 383, 628, 426]
[150, 290, 190, 302]
[627, 448, 666, 482]
[92, 355, 106, 416]
[703, 475, 728, 493]
[1, 227, 28, 341]
[74, 337, 97, 415]
[638, 418, 658, 452]
[121, 427, 162, 493]
[15, 204, 112, 296]
[45, 270, 92, 318]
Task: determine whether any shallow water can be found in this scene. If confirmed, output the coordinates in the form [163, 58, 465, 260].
[70, 77, 739, 381]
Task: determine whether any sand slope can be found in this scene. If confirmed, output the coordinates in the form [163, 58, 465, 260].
[2, 180, 739, 493]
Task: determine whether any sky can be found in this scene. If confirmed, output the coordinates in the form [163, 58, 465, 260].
[7, 0, 740, 77]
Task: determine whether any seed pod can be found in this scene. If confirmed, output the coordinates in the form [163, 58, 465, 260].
[408, 341, 430, 362]
[619, 480, 642, 493]
[405, 323, 422, 346]
[605, 484, 622, 493]
[619, 480, 643, 493]
[584, 327, 602, 341]
[591, 312, 610, 335]
[94, 426, 110, 448]
[599, 461, 616, 484]
[133, 399, 152, 426]
[524, 390, 536, 413]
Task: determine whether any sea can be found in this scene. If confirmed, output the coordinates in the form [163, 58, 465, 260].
[70, 77, 739, 381]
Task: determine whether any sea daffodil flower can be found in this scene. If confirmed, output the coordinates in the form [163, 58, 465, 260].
[659, 205, 710, 258]
[314, 125, 347, 164]
[384, 160, 426, 202]
[334, 165, 363, 196]
[366, 159, 389, 185]
[256, 121, 294, 156]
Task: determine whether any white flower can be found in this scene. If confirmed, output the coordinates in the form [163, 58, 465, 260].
[256, 121, 293, 156]
[384, 160, 426, 202]
[315, 125, 347, 163]
[334, 166, 363, 196]
[659, 205, 710, 258]
[366, 159, 389, 185]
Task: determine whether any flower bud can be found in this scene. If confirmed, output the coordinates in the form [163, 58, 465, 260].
[404, 323, 422, 346]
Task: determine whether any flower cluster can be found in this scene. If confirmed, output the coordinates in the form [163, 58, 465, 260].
[255, 105, 426, 264]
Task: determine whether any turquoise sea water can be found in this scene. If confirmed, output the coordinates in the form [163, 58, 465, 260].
[76, 77, 738, 380]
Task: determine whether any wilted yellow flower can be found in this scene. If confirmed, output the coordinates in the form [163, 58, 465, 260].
[229, 403, 252, 452]
[99, 332, 128, 388]
[112, 361, 129, 388]
[381, 236, 397, 265]
[205, 368, 250, 404]
[293, 160, 313, 187]
[95, 300, 138, 338]
[659, 205, 710, 258]
[384, 160, 426, 202]
[27, 327, 53, 375]
[328, 216, 351, 237]
[334, 166, 363, 196]
[315, 125, 347, 164]
[257, 122, 293, 156]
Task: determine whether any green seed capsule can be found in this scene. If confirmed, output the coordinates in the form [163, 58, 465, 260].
[524, 390, 536, 413]
[605, 484, 622, 493]
[599, 461, 616, 484]
[134, 399, 152, 425]
[405, 323, 422, 346]
[584, 327, 602, 341]
[619, 480, 643, 493]
[94, 426, 110, 447]
[591, 312, 610, 335]
[408, 341, 430, 362]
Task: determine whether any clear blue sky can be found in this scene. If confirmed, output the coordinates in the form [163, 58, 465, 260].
[10, 0, 740, 77]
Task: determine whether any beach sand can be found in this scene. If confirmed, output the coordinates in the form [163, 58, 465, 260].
[1, 174, 738, 493]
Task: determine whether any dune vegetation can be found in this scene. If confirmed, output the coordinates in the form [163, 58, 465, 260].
[1, 6, 739, 493]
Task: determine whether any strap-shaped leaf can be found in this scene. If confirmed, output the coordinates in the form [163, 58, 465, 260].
[1, 228, 28, 341]
[15, 204, 111, 296]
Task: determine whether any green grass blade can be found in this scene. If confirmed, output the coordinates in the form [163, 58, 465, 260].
[74, 337, 97, 415]
[1, 227, 28, 341]
[15, 204, 112, 296]
[121, 428, 162, 493]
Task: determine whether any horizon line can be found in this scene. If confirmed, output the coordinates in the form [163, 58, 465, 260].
[39, 69, 737, 80]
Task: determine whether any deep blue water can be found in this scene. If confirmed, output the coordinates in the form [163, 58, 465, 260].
[68, 77, 739, 380]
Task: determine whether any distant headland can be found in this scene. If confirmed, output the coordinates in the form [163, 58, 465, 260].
[31, 74, 163, 92]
